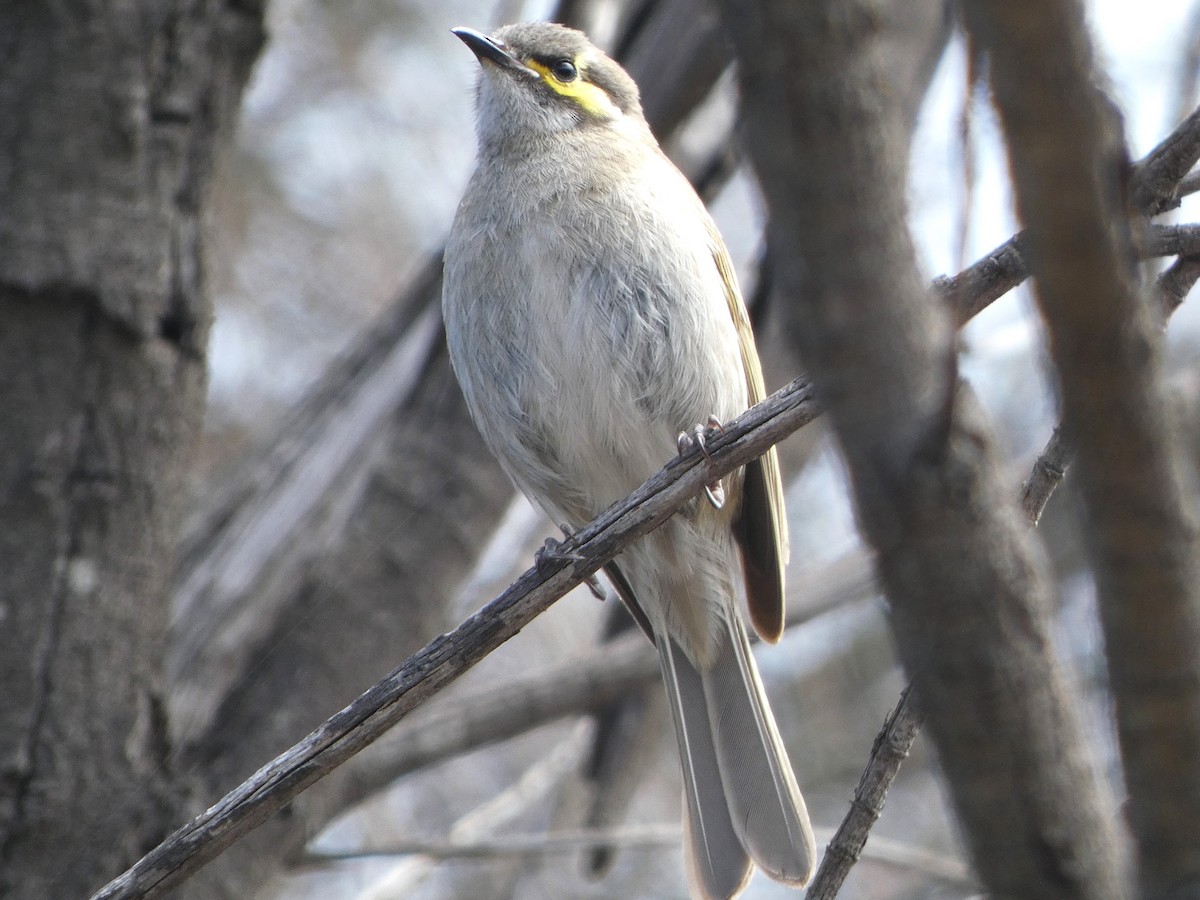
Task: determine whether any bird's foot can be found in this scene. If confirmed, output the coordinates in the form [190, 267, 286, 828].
[676, 415, 725, 463]
[535, 524, 606, 600]
[703, 480, 726, 510]
[676, 415, 727, 510]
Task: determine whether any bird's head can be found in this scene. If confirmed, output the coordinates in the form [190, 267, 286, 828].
[452, 22, 646, 150]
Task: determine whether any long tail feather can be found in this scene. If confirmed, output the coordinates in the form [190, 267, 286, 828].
[659, 633, 752, 899]
[704, 612, 816, 885]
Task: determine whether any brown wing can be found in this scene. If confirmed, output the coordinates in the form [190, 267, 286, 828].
[710, 232, 789, 642]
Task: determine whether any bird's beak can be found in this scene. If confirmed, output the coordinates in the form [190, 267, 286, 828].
[451, 27, 537, 78]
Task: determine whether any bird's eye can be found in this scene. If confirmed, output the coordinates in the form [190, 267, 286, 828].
[551, 59, 578, 82]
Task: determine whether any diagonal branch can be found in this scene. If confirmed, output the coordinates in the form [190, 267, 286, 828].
[1020, 258, 1200, 525]
[1133, 102, 1200, 214]
[1158, 253, 1200, 317]
[90, 375, 821, 900]
[326, 550, 878, 818]
[807, 685, 927, 900]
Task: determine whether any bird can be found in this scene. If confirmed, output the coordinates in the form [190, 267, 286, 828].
[441, 21, 815, 898]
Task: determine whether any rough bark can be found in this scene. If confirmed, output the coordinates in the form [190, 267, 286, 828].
[0, 2, 264, 897]
[716, 2, 1131, 898]
[965, 3, 1200, 897]
[754, 0, 953, 460]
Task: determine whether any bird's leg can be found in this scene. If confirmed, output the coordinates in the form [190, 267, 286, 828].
[535, 524, 606, 600]
[677, 415, 727, 510]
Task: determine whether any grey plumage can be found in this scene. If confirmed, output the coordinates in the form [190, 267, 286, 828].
[443, 22, 815, 898]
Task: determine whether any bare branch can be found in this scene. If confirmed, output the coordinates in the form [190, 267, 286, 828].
[1021, 256, 1200, 528]
[300, 824, 975, 889]
[936, 233, 1029, 326]
[90, 374, 821, 900]
[931, 221, 1200, 333]
[1157, 253, 1200, 317]
[807, 686, 929, 900]
[299, 823, 682, 862]
[1134, 102, 1200, 214]
[1020, 428, 1074, 526]
[332, 550, 878, 814]
[333, 633, 657, 811]
[1179, 168, 1200, 200]
[1148, 222, 1200, 257]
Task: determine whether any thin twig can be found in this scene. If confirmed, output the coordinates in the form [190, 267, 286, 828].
[299, 824, 975, 888]
[1021, 427, 1074, 526]
[298, 823, 682, 863]
[1157, 254, 1200, 318]
[807, 685, 932, 900]
[935, 233, 1029, 326]
[930, 223, 1200, 330]
[1179, 169, 1200, 200]
[1133, 102, 1200, 214]
[1020, 255, 1200, 528]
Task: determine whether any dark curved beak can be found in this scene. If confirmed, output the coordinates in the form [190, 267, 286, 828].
[451, 27, 536, 78]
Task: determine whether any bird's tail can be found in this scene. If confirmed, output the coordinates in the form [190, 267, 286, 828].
[658, 613, 815, 899]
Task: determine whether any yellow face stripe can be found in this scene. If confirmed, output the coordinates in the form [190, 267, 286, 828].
[525, 59, 620, 119]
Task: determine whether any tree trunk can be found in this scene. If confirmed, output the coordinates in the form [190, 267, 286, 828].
[965, 4, 1200, 895]
[0, 3, 263, 896]
[717, 1, 1131, 898]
